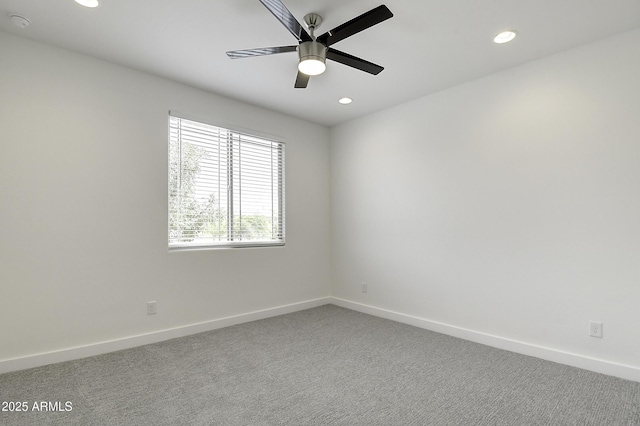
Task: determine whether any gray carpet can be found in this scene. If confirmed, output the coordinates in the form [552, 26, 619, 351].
[1, 305, 639, 425]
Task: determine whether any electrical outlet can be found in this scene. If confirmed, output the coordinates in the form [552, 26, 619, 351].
[589, 321, 603, 338]
[147, 301, 157, 315]
[361, 282, 367, 293]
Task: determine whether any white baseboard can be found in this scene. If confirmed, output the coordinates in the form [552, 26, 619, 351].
[0, 297, 331, 375]
[4, 296, 639, 383]
[330, 297, 640, 383]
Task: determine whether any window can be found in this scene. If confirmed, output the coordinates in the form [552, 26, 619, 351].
[168, 114, 285, 249]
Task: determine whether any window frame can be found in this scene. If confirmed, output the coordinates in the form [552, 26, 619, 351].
[168, 112, 285, 251]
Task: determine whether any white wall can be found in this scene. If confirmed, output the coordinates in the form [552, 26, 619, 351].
[3, 27, 640, 380]
[331, 30, 640, 377]
[0, 33, 331, 365]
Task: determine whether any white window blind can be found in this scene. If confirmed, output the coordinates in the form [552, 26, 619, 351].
[169, 115, 285, 249]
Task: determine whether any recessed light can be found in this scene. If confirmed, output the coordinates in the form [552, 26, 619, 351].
[74, 0, 100, 8]
[339, 97, 353, 105]
[494, 30, 517, 44]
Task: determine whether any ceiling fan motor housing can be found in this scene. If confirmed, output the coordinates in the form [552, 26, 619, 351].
[298, 41, 327, 62]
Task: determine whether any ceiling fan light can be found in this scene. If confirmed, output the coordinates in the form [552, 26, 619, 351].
[298, 41, 327, 76]
[298, 58, 326, 76]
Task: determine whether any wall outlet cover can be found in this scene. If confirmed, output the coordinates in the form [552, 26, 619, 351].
[589, 321, 603, 338]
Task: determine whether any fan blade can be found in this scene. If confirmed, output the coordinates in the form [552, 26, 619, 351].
[294, 71, 310, 88]
[226, 45, 298, 59]
[317, 5, 393, 47]
[259, 0, 312, 42]
[326, 48, 384, 75]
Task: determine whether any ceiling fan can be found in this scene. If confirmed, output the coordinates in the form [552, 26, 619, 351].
[226, 0, 393, 88]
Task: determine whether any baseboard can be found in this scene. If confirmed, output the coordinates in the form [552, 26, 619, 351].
[0, 297, 331, 375]
[330, 297, 640, 383]
[4, 296, 638, 383]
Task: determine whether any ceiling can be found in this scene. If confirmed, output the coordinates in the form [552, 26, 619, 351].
[1, 0, 639, 127]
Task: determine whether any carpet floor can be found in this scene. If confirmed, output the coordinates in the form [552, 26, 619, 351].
[1, 305, 639, 425]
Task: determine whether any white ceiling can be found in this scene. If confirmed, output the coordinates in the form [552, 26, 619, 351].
[1, 0, 639, 127]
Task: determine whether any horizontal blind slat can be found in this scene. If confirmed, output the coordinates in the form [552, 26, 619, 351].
[169, 115, 284, 249]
